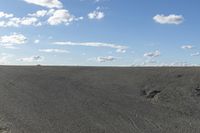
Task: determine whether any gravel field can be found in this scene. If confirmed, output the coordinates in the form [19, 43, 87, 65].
[0, 66, 200, 133]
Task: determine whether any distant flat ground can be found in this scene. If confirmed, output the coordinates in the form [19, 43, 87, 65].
[0, 66, 200, 133]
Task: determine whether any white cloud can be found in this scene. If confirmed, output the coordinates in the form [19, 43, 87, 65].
[96, 56, 116, 62]
[28, 10, 48, 17]
[116, 48, 126, 53]
[0, 16, 41, 27]
[34, 39, 40, 44]
[39, 49, 70, 53]
[47, 9, 80, 25]
[0, 11, 13, 18]
[0, 33, 27, 49]
[0, 9, 82, 27]
[0, 10, 45, 27]
[181, 45, 193, 49]
[17, 56, 44, 62]
[0, 53, 13, 64]
[20, 17, 39, 26]
[191, 52, 200, 56]
[88, 10, 104, 20]
[0, 18, 19, 27]
[24, 0, 63, 9]
[144, 50, 160, 58]
[54, 41, 127, 53]
[153, 14, 184, 24]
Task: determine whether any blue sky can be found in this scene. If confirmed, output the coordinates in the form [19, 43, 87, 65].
[0, 0, 200, 66]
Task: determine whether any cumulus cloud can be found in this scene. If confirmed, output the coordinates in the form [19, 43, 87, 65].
[17, 56, 44, 62]
[0, 33, 27, 44]
[181, 45, 193, 49]
[144, 50, 160, 58]
[20, 17, 39, 26]
[28, 10, 48, 17]
[0, 11, 13, 18]
[88, 10, 104, 20]
[24, 0, 63, 9]
[54, 41, 127, 53]
[0, 16, 41, 27]
[0, 10, 49, 28]
[88, 7, 104, 20]
[0, 9, 82, 27]
[96, 56, 116, 62]
[153, 14, 184, 24]
[0, 33, 27, 48]
[47, 9, 74, 25]
[47, 9, 83, 25]
[39, 49, 70, 53]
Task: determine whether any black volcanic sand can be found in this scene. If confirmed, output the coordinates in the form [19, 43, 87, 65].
[1, 66, 200, 133]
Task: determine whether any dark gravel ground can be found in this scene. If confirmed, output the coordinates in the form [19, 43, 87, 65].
[1, 66, 200, 133]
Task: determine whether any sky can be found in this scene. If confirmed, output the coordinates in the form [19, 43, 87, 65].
[0, 0, 200, 66]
